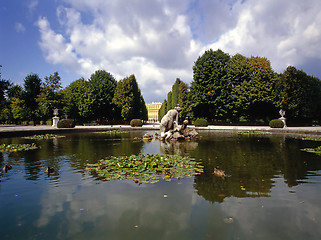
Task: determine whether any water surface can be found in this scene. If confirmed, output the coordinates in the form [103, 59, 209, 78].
[1, 130, 321, 240]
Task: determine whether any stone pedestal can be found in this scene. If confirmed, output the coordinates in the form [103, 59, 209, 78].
[279, 117, 287, 128]
[52, 116, 60, 128]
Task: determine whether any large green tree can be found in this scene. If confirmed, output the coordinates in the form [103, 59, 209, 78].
[190, 49, 231, 121]
[113, 74, 147, 122]
[277, 66, 321, 123]
[23, 73, 42, 122]
[63, 78, 95, 121]
[88, 70, 118, 122]
[230, 56, 279, 122]
[36, 72, 63, 121]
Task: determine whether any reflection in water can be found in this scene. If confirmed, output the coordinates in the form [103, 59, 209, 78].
[159, 140, 198, 155]
[1, 131, 321, 239]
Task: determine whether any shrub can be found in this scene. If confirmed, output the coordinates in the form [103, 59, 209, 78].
[57, 119, 75, 128]
[194, 118, 208, 127]
[269, 119, 284, 128]
[130, 119, 143, 127]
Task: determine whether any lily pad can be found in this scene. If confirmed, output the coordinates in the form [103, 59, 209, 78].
[0, 143, 39, 152]
[86, 154, 204, 184]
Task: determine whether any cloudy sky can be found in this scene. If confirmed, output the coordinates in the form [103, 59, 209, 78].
[1, 0, 321, 103]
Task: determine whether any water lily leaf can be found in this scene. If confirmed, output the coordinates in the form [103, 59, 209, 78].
[86, 154, 204, 184]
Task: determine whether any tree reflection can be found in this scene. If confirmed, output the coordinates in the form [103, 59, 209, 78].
[191, 133, 321, 203]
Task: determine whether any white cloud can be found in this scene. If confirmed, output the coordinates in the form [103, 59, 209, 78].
[206, 0, 321, 74]
[36, 1, 202, 102]
[36, 0, 321, 102]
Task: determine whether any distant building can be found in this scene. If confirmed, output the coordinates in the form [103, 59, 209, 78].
[146, 102, 162, 122]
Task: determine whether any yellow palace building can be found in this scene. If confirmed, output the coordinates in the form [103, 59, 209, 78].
[145, 102, 162, 122]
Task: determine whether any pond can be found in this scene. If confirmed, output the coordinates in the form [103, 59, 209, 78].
[1, 130, 321, 240]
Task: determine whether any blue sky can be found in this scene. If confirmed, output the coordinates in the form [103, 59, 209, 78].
[1, 0, 321, 103]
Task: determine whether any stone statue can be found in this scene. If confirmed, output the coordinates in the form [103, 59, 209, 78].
[160, 104, 182, 139]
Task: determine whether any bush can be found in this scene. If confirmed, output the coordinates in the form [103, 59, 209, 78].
[194, 118, 208, 127]
[57, 119, 75, 128]
[269, 119, 284, 128]
[130, 119, 143, 127]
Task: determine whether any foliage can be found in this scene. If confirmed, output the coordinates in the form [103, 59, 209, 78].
[231, 56, 279, 122]
[88, 70, 118, 122]
[166, 91, 172, 111]
[10, 97, 26, 122]
[113, 75, 147, 122]
[194, 118, 208, 127]
[86, 154, 204, 184]
[23, 73, 41, 121]
[22, 134, 65, 140]
[158, 99, 167, 121]
[130, 119, 143, 127]
[269, 119, 284, 128]
[36, 72, 63, 121]
[57, 119, 75, 128]
[191, 49, 232, 121]
[160, 78, 191, 122]
[277, 66, 321, 122]
[63, 78, 95, 121]
[171, 78, 180, 109]
[0, 143, 39, 152]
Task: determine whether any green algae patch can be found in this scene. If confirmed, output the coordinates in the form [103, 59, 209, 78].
[86, 154, 204, 184]
[96, 130, 128, 134]
[237, 131, 271, 135]
[301, 146, 321, 155]
[302, 136, 321, 141]
[0, 143, 39, 152]
[22, 134, 65, 140]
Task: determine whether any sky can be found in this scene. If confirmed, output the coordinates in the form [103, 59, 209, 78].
[1, 0, 321, 103]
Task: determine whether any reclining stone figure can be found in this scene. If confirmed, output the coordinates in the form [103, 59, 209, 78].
[160, 105, 182, 139]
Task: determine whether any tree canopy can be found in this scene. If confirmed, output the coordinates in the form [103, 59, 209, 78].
[113, 74, 147, 123]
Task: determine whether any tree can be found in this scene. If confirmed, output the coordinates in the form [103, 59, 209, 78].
[88, 70, 118, 122]
[23, 73, 42, 122]
[63, 78, 95, 121]
[229, 56, 278, 122]
[112, 74, 147, 122]
[171, 78, 180, 109]
[190, 49, 231, 121]
[158, 99, 167, 121]
[166, 91, 172, 111]
[36, 72, 63, 121]
[227, 53, 250, 87]
[10, 97, 26, 123]
[0, 65, 12, 122]
[177, 80, 191, 121]
[4, 84, 23, 123]
[277, 66, 321, 123]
